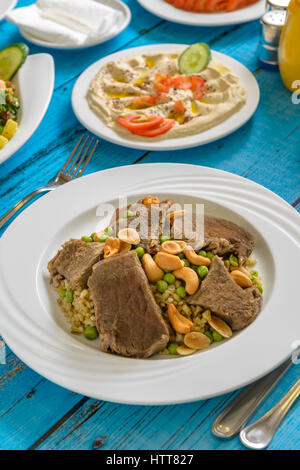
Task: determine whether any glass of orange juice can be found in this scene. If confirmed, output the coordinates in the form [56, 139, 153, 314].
[278, 0, 300, 91]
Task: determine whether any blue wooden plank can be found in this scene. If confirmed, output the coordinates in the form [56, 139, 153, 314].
[34, 364, 300, 450]
[0, 0, 299, 452]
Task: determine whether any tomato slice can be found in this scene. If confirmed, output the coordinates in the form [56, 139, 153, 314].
[204, 0, 227, 11]
[182, 0, 195, 9]
[190, 76, 206, 99]
[117, 115, 164, 132]
[226, 0, 246, 10]
[173, 0, 185, 7]
[171, 75, 192, 90]
[132, 119, 175, 137]
[193, 0, 207, 10]
[129, 96, 156, 109]
[173, 100, 185, 114]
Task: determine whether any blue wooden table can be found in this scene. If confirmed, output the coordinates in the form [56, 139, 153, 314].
[0, 0, 299, 451]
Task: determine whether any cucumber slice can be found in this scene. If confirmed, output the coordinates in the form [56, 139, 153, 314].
[0, 43, 29, 81]
[178, 43, 211, 75]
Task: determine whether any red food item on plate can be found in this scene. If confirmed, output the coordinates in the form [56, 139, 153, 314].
[132, 119, 175, 137]
[117, 115, 164, 132]
[164, 0, 258, 11]
[173, 100, 185, 114]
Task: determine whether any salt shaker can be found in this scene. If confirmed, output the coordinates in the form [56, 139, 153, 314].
[267, 0, 290, 9]
[257, 9, 286, 70]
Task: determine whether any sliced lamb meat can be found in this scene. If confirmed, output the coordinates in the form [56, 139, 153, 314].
[88, 251, 169, 358]
[110, 198, 175, 254]
[203, 215, 254, 264]
[169, 213, 254, 263]
[48, 239, 105, 289]
[187, 256, 262, 331]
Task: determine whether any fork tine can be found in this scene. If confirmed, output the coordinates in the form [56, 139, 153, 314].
[64, 135, 89, 176]
[70, 137, 94, 178]
[59, 133, 85, 175]
[76, 140, 98, 178]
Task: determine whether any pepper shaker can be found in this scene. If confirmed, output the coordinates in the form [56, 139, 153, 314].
[257, 9, 286, 70]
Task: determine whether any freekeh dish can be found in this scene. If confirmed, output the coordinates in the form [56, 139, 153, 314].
[48, 195, 263, 358]
[87, 43, 247, 140]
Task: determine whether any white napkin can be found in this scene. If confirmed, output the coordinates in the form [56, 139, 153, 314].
[5, 0, 123, 46]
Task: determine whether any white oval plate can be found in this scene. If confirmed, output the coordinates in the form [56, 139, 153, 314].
[0, 53, 54, 165]
[72, 44, 260, 151]
[19, 0, 131, 50]
[0, 0, 17, 22]
[0, 163, 299, 405]
[136, 0, 266, 26]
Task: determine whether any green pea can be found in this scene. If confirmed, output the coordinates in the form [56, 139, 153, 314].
[177, 252, 185, 259]
[212, 330, 223, 342]
[124, 210, 134, 218]
[204, 331, 213, 342]
[104, 226, 115, 236]
[206, 251, 214, 260]
[157, 280, 168, 293]
[176, 286, 186, 298]
[197, 265, 209, 279]
[182, 258, 190, 267]
[81, 236, 93, 243]
[58, 288, 66, 298]
[135, 246, 145, 259]
[198, 250, 207, 257]
[256, 284, 263, 293]
[229, 254, 239, 267]
[84, 325, 98, 340]
[160, 235, 171, 244]
[164, 273, 175, 285]
[168, 342, 178, 355]
[190, 264, 198, 271]
[98, 233, 109, 243]
[65, 289, 74, 303]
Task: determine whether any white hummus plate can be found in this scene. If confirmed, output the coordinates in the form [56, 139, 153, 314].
[72, 44, 260, 151]
[0, 53, 54, 165]
[136, 0, 266, 26]
[0, 163, 299, 405]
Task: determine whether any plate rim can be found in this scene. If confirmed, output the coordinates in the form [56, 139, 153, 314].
[0, 53, 54, 165]
[71, 43, 260, 151]
[0, 163, 299, 405]
[18, 0, 131, 50]
[136, 0, 266, 26]
[0, 0, 17, 22]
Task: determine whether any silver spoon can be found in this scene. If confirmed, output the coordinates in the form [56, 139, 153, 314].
[212, 358, 292, 438]
[240, 378, 300, 449]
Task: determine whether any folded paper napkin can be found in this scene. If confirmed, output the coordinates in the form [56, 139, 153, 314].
[5, 0, 123, 46]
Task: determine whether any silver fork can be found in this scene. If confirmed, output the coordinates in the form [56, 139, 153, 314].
[0, 134, 98, 230]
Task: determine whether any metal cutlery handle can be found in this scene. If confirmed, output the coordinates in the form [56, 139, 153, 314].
[240, 378, 300, 449]
[212, 358, 292, 438]
[0, 186, 51, 230]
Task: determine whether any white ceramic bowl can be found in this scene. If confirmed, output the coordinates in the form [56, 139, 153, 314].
[0, 164, 299, 405]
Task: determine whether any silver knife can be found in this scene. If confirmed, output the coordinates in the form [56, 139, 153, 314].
[212, 358, 292, 438]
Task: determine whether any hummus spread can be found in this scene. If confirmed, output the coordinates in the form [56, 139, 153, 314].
[87, 50, 247, 139]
